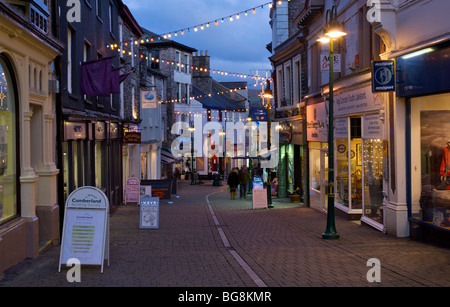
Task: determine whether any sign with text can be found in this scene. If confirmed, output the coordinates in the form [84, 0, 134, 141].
[142, 90, 157, 108]
[252, 188, 268, 209]
[321, 53, 341, 72]
[125, 177, 140, 203]
[140, 196, 160, 229]
[59, 186, 109, 273]
[124, 132, 141, 144]
[250, 109, 268, 121]
[372, 60, 395, 92]
[140, 180, 172, 199]
[252, 176, 264, 190]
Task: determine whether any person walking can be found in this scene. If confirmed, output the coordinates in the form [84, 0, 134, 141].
[227, 168, 239, 200]
[239, 166, 250, 199]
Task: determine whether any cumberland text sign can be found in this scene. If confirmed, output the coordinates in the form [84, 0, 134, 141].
[59, 186, 110, 273]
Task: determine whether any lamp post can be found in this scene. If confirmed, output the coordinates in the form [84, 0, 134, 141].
[318, 5, 347, 240]
[188, 122, 195, 185]
[263, 80, 274, 208]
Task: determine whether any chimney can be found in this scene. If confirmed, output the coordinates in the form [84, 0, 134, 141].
[192, 50, 212, 94]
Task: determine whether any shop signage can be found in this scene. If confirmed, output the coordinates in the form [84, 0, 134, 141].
[252, 188, 268, 209]
[141, 179, 172, 200]
[59, 186, 109, 273]
[125, 177, 140, 203]
[139, 196, 159, 229]
[124, 132, 141, 144]
[362, 114, 385, 139]
[142, 90, 157, 108]
[372, 60, 396, 92]
[250, 109, 268, 121]
[321, 53, 341, 73]
[252, 176, 264, 190]
[335, 117, 349, 139]
[306, 102, 328, 142]
[334, 86, 383, 117]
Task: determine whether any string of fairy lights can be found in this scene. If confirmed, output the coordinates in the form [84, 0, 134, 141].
[105, 1, 291, 83]
[159, 86, 249, 106]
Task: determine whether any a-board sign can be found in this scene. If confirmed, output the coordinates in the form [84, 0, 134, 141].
[59, 186, 109, 273]
[140, 196, 159, 229]
[140, 180, 172, 199]
[125, 177, 140, 203]
[252, 176, 264, 190]
[252, 188, 268, 209]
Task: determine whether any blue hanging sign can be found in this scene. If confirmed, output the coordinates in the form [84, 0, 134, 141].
[372, 60, 396, 92]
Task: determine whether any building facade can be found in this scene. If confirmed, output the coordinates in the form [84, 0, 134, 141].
[269, 0, 308, 200]
[0, 0, 63, 277]
[57, 0, 124, 213]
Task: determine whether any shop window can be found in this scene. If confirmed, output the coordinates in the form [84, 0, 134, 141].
[0, 56, 18, 224]
[362, 139, 384, 224]
[350, 117, 362, 210]
[411, 94, 450, 228]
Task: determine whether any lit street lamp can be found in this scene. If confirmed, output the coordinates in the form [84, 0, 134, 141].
[318, 5, 347, 240]
[263, 80, 274, 208]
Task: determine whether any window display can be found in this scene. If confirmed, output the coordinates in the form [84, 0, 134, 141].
[363, 139, 384, 224]
[0, 57, 17, 224]
[415, 105, 450, 228]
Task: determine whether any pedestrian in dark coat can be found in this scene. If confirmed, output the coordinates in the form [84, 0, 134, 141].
[227, 168, 239, 200]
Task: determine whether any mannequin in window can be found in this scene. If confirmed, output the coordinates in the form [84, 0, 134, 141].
[437, 141, 450, 190]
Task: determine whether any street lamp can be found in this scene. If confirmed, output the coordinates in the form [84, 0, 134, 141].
[318, 5, 347, 240]
[188, 123, 195, 185]
[263, 80, 274, 208]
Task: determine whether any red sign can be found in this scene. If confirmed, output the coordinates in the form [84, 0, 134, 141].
[125, 177, 140, 203]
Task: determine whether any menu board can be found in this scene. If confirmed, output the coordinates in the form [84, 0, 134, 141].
[141, 180, 172, 199]
[125, 177, 140, 203]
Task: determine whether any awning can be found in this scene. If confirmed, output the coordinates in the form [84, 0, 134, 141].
[161, 155, 174, 164]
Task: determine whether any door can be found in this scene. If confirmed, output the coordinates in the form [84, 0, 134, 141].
[310, 148, 328, 211]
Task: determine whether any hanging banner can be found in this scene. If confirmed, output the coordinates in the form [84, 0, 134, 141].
[321, 53, 341, 72]
[59, 186, 109, 273]
[142, 90, 157, 108]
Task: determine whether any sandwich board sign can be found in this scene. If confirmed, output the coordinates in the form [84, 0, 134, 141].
[140, 196, 159, 229]
[59, 186, 110, 273]
[252, 188, 268, 209]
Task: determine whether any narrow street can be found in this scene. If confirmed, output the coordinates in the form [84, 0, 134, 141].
[1, 180, 449, 289]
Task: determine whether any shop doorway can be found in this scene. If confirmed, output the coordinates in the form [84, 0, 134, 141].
[310, 145, 328, 212]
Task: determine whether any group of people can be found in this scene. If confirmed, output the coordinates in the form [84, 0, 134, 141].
[227, 166, 250, 200]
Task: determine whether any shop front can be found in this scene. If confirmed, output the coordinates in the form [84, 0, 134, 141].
[397, 39, 450, 246]
[333, 81, 387, 229]
[307, 100, 328, 212]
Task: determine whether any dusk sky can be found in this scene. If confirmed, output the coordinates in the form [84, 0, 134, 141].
[124, 0, 273, 88]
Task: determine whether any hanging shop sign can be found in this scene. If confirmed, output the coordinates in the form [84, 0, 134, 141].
[139, 196, 160, 229]
[250, 108, 268, 121]
[59, 186, 110, 273]
[142, 90, 157, 109]
[372, 60, 396, 92]
[124, 131, 141, 144]
[321, 53, 341, 73]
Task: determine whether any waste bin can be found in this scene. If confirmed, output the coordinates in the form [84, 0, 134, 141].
[213, 172, 221, 186]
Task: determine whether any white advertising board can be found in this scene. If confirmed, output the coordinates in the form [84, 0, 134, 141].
[140, 196, 159, 229]
[59, 186, 109, 273]
[252, 188, 268, 209]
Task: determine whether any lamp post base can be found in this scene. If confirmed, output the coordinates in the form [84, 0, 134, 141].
[322, 232, 340, 240]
